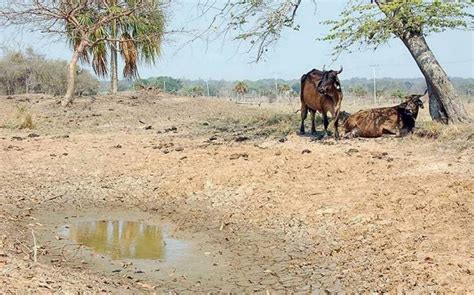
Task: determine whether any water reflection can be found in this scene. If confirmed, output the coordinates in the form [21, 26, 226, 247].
[62, 220, 167, 260]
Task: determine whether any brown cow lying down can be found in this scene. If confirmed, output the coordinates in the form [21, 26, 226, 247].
[344, 92, 426, 138]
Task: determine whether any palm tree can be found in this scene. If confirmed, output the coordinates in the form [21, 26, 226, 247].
[233, 81, 248, 100]
[68, 0, 165, 94]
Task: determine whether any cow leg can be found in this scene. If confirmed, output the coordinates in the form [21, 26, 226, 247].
[382, 127, 399, 137]
[310, 110, 316, 134]
[332, 110, 340, 139]
[300, 104, 308, 134]
[322, 112, 329, 138]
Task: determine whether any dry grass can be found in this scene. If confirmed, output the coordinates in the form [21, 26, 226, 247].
[415, 121, 473, 140]
[0, 105, 35, 129]
[202, 111, 307, 139]
[413, 120, 474, 152]
[415, 101, 473, 142]
[248, 112, 303, 137]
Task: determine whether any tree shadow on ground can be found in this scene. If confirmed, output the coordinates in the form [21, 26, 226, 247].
[299, 130, 334, 140]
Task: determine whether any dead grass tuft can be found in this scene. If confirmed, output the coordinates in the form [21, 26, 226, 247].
[19, 113, 34, 129]
[414, 120, 473, 151]
[414, 121, 444, 139]
[415, 121, 473, 140]
[0, 105, 36, 129]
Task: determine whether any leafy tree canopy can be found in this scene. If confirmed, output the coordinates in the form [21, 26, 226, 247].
[322, 0, 473, 57]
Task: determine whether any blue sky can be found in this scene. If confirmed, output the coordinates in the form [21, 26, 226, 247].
[0, 0, 473, 80]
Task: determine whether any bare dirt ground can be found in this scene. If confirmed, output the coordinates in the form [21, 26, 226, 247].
[0, 91, 473, 293]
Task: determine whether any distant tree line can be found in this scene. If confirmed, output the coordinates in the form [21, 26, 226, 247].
[130, 75, 473, 102]
[132, 76, 300, 100]
[2, 50, 471, 103]
[0, 48, 99, 96]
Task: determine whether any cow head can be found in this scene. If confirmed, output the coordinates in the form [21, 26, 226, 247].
[317, 66, 343, 96]
[399, 91, 427, 119]
[408, 94, 425, 109]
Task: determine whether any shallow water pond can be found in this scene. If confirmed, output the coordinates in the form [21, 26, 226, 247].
[60, 220, 186, 260]
[38, 210, 231, 288]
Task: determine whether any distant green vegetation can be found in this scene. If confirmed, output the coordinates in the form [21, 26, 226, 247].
[117, 75, 473, 102]
[137, 76, 183, 94]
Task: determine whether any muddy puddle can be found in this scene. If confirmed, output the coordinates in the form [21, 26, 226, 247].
[36, 210, 234, 290]
[60, 220, 186, 260]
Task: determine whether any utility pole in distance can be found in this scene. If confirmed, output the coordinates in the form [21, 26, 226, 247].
[369, 64, 379, 105]
[274, 78, 278, 96]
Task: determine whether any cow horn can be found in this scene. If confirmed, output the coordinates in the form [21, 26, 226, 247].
[337, 66, 343, 74]
[423, 88, 428, 95]
[322, 65, 326, 71]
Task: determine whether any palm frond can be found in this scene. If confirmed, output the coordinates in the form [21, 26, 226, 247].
[90, 27, 108, 77]
[92, 41, 108, 77]
[63, 0, 166, 82]
[120, 33, 138, 79]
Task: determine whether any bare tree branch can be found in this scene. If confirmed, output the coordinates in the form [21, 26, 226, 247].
[178, 0, 311, 62]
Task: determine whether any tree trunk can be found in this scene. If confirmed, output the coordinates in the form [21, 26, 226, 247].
[110, 19, 118, 94]
[110, 42, 118, 94]
[63, 41, 87, 107]
[401, 33, 471, 123]
[425, 78, 448, 123]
